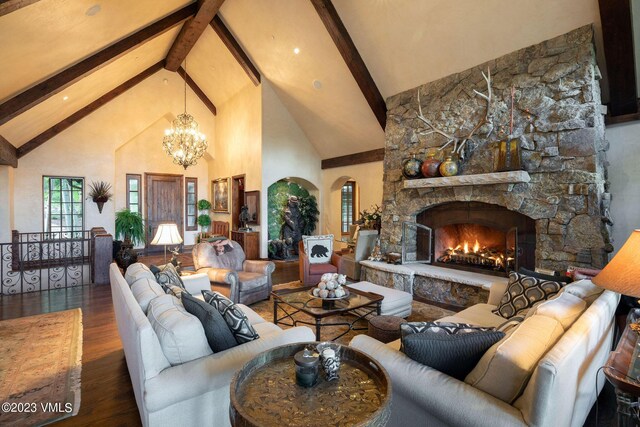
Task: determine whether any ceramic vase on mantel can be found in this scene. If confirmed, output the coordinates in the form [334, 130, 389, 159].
[421, 149, 442, 178]
[496, 137, 522, 172]
[439, 156, 459, 177]
[402, 155, 423, 179]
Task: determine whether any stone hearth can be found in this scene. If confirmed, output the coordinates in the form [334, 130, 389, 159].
[381, 25, 611, 272]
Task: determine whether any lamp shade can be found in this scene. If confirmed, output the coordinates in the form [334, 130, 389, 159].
[592, 229, 640, 297]
[151, 223, 183, 246]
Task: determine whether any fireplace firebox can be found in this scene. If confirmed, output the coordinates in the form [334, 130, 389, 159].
[404, 202, 536, 277]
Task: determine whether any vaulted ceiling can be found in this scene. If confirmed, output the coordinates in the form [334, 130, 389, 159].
[0, 0, 617, 164]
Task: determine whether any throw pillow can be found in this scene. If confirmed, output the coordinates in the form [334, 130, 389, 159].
[201, 290, 260, 344]
[400, 322, 504, 380]
[152, 263, 186, 294]
[519, 267, 572, 284]
[181, 293, 238, 352]
[302, 234, 333, 264]
[492, 271, 564, 319]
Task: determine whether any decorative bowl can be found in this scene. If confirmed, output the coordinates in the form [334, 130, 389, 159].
[308, 288, 350, 300]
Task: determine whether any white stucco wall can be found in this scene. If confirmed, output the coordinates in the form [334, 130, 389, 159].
[261, 80, 322, 257]
[6, 69, 215, 243]
[605, 121, 640, 254]
[0, 166, 14, 242]
[321, 161, 383, 250]
[210, 82, 263, 237]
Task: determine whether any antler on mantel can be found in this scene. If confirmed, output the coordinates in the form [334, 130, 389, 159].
[416, 67, 493, 159]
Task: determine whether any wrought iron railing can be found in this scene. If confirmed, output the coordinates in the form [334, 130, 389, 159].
[1, 230, 94, 296]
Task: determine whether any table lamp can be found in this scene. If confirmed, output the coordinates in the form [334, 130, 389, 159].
[151, 223, 183, 263]
[592, 229, 640, 330]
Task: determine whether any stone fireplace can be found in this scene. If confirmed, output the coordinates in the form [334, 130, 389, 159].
[381, 25, 612, 274]
[360, 25, 612, 308]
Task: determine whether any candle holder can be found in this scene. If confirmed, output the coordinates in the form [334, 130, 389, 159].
[317, 342, 341, 381]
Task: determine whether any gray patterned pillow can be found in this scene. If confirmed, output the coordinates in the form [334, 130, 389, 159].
[152, 263, 186, 294]
[201, 290, 259, 344]
[400, 322, 504, 380]
[181, 293, 238, 353]
[492, 271, 564, 319]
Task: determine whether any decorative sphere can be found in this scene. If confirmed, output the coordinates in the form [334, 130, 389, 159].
[336, 274, 347, 285]
[326, 280, 337, 290]
[402, 156, 423, 179]
[328, 291, 336, 298]
[321, 273, 334, 282]
[332, 273, 339, 280]
[312, 288, 320, 297]
[421, 156, 441, 177]
[334, 288, 345, 298]
[318, 282, 327, 290]
[319, 289, 329, 298]
[439, 156, 459, 177]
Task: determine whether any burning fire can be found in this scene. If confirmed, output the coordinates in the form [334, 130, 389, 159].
[451, 239, 481, 255]
[441, 238, 514, 271]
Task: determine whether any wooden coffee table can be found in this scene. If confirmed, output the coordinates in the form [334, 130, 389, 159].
[271, 285, 383, 341]
[229, 342, 391, 427]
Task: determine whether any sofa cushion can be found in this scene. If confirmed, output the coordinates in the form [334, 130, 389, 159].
[562, 279, 603, 304]
[125, 263, 156, 285]
[237, 271, 268, 291]
[493, 272, 564, 319]
[147, 295, 212, 366]
[527, 291, 586, 330]
[438, 303, 507, 329]
[130, 277, 165, 313]
[308, 263, 338, 275]
[465, 314, 564, 403]
[181, 293, 238, 353]
[201, 290, 260, 344]
[400, 322, 504, 380]
[347, 281, 413, 317]
[302, 234, 333, 264]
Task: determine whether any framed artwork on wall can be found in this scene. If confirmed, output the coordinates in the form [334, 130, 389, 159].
[245, 190, 260, 225]
[212, 177, 230, 213]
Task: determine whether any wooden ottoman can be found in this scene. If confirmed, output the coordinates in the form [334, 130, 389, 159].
[368, 315, 407, 343]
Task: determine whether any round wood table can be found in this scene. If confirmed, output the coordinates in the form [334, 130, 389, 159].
[230, 342, 391, 427]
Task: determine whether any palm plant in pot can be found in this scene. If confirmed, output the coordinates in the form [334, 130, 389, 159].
[114, 208, 145, 270]
[88, 181, 113, 213]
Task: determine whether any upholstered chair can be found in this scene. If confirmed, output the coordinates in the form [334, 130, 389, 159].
[341, 229, 378, 280]
[298, 240, 345, 286]
[192, 241, 275, 305]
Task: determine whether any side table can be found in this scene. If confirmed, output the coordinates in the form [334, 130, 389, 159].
[604, 308, 640, 426]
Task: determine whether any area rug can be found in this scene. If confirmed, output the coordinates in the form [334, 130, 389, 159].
[253, 281, 454, 345]
[0, 309, 83, 425]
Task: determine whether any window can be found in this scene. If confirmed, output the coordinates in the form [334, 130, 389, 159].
[341, 181, 356, 235]
[43, 176, 84, 234]
[185, 177, 198, 231]
[126, 174, 142, 214]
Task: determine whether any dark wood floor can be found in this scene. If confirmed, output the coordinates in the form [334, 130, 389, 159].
[0, 257, 615, 426]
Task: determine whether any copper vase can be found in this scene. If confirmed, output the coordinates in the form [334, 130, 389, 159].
[439, 156, 458, 177]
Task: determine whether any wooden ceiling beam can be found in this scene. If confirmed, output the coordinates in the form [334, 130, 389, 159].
[209, 15, 261, 86]
[0, 135, 18, 168]
[0, 3, 197, 127]
[0, 0, 41, 17]
[321, 148, 385, 169]
[599, 0, 638, 116]
[177, 67, 217, 116]
[164, 0, 226, 72]
[310, 0, 386, 130]
[16, 61, 164, 158]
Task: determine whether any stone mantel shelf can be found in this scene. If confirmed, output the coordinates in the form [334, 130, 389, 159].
[403, 171, 531, 189]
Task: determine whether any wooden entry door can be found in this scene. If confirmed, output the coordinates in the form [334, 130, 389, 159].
[145, 173, 183, 250]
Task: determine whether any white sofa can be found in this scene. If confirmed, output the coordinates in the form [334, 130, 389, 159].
[350, 279, 619, 427]
[110, 263, 315, 427]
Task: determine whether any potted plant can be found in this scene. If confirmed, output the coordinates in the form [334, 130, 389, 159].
[88, 181, 113, 213]
[196, 199, 212, 241]
[114, 208, 145, 269]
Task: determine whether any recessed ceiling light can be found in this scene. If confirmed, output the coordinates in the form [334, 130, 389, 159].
[293, 47, 300, 55]
[313, 80, 322, 90]
[85, 4, 101, 16]
[63, 96, 69, 101]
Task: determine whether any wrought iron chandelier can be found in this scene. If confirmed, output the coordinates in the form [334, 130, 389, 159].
[163, 59, 207, 169]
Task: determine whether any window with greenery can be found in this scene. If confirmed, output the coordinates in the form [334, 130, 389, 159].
[341, 181, 356, 235]
[185, 177, 198, 231]
[43, 176, 84, 234]
[126, 174, 142, 214]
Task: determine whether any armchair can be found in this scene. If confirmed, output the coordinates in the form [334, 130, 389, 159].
[192, 240, 275, 305]
[298, 240, 345, 285]
[341, 229, 378, 280]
